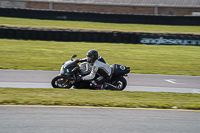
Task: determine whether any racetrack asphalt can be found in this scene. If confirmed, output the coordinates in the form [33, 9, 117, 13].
[1, 70, 200, 133]
[0, 105, 200, 133]
[0, 69, 200, 93]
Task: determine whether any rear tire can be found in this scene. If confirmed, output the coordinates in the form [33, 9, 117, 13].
[111, 76, 127, 91]
[51, 76, 72, 88]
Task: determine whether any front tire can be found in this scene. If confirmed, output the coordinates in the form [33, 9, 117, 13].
[111, 76, 127, 91]
[51, 76, 72, 88]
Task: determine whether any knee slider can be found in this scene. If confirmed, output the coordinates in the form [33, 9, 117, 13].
[90, 80, 97, 88]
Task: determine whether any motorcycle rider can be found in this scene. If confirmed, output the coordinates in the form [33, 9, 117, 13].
[79, 50, 112, 89]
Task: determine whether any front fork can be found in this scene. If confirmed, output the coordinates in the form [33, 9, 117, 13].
[58, 74, 76, 85]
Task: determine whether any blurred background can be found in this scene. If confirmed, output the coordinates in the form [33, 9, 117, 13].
[0, 0, 200, 75]
[1, 0, 200, 16]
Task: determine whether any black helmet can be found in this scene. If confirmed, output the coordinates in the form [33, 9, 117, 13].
[86, 50, 98, 63]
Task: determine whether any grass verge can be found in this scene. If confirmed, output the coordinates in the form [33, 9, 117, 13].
[1, 39, 200, 76]
[0, 17, 200, 34]
[0, 87, 200, 110]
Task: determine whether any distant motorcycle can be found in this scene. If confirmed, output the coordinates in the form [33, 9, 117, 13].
[51, 54, 130, 90]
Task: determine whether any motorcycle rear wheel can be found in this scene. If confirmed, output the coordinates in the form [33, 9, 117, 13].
[51, 76, 72, 88]
[111, 76, 127, 91]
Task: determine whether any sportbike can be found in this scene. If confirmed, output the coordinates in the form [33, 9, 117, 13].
[51, 54, 130, 91]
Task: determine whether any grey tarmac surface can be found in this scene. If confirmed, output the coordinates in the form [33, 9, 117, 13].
[0, 69, 200, 93]
[1, 70, 200, 133]
[0, 106, 200, 133]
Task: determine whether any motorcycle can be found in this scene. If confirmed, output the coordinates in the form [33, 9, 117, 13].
[51, 54, 130, 91]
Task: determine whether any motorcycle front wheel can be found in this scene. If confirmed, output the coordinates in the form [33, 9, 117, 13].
[51, 76, 72, 88]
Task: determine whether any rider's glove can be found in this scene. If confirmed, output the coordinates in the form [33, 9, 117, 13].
[79, 58, 87, 63]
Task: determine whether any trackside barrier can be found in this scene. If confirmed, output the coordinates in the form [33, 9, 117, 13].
[0, 27, 199, 46]
[139, 33, 200, 46]
[0, 7, 200, 25]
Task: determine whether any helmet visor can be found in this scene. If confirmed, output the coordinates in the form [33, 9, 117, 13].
[87, 56, 92, 62]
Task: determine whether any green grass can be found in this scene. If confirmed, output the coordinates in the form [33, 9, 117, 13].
[1, 17, 199, 110]
[0, 17, 200, 34]
[1, 39, 200, 76]
[0, 87, 200, 110]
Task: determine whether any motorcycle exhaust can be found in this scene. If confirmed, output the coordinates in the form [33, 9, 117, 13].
[104, 83, 117, 90]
